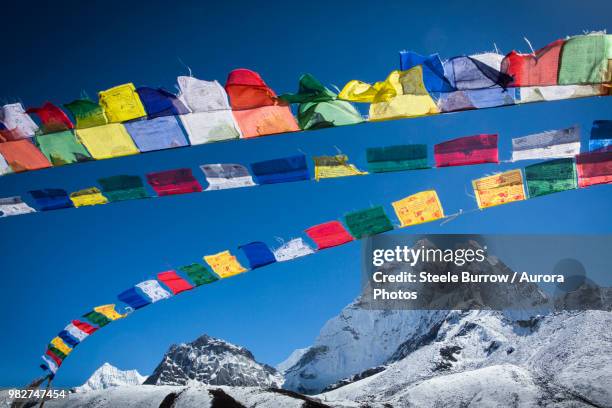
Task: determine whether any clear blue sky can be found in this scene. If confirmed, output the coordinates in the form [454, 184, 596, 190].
[0, 0, 610, 387]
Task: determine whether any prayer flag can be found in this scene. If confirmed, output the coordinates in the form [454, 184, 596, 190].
[136, 87, 189, 118]
[0, 196, 36, 217]
[589, 120, 612, 152]
[27, 102, 74, 133]
[71, 320, 97, 335]
[344, 206, 394, 239]
[501, 39, 564, 87]
[558, 34, 612, 85]
[0, 139, 52, 172]
[273, 238, 315, 262]
[204, 250, 247, 278]
[399, 51, 454, 92]
[75, 123, 140, 159]
[511, 126, 581, 161]
[575, 150, 612, 188]
[117, 287, 151, 310]
[524, 158, 577, 198]
[93, 304, 126, 321]
[472, 169, 527, 209]
[313, 154, 367, 181]
[124, 116, 189, 152]
[35, 130, 92, 165]
[157, 271, 194, 294]
[0, 103, 39, 138]
[443, 56, 513, 90]
[57, 330, 79, 347]
[366, 144, 428, 173]
[250, 154, 309, 184]
[69, 187, 108, 207]
[239, 241, 276, 269]
[50, 337, 72, 355]
[392, 190, 445, 227]
[179, 111, 242, 144]
[82, 311, 111, 327]
[136, 280, 172, 302]
[98, 83, 147, 122]
[434, 134, 499, 167]
[200, 163, 256, 191]
[29, 189, 73, 211]
[178, 263, 219, 286]
[63, 99, 108, 128]
[305, 221, 354, 250]
[98, 175, 149, 202]
[146, 168, 202, 196]
[177, 76, 232, 112]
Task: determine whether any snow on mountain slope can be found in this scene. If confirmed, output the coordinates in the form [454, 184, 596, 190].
[144, 334, 283, 388]
[276, 347, 309, 374]
[321, 310, 612, 407]
[74, 362, 146, 392]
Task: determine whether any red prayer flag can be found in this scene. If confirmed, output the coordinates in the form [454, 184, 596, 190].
[27, 102, 74, 133]
[72, 319, 98, 334]
[434, 134, 499, 168]
[225, 69, 280, 110]
[45, 349, 63, 366]
[576, 151, 612, 188]
[157, 270, 194, 294]
[501, 39, 564, 87]
[305, 221, 354, 250]
[146, 168, 202, 196]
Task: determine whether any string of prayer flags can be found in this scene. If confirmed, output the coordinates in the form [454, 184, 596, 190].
[280, 73, 363, 130]
[50, 337, 72, 356]
[75, 123, 140, 159]
[250, 154, 309, 184]
[69, 187, 108, 207]
[273, 238, 315, 262]
[366, 144, 429, 173]
[117, 287, 151, 310]
[558, 34, 612, 85]
[124, 116, 189, 152]
[157, 271, 194, 295]
[313, 154, 367, 181]
[524, 158, 577, 198]
[239, 241, 276, 269]
[305, 221, 354, 250]
[575, 150, 612, 188]
[434, 134, 499, 167]
[136, 87, 189, 118]
[344, 206, 394, 239]
[392, 190, 445, 227]
[339, 67, 439, 121]
[63, 99, 108, 129]
[472, 169, 527, 209]
[200, 163, 256, 191]
[399, 52, 454, 92]
[178, 263, 219, 286]
[501, 39, 564, 87]
[0, 196, 36, 217]
[27, 102, 74, 133]
[98, 83, 147, 123]
[29, 189, 73, 211]
[180, 111, 242, 144]
[0, 103, 39, 138]
[225, 69, 299, 138]
[98, 175, 149, 202]
[443, 56, 513, 90]
[146, 168, 202, 196]
[204, 250, 247, 278]
[511, 126, 581, 161]
[35, 130, 92, 165]
[589, 120, 612, 151]
[136, 280, 172, 302]
[0, 139, 52, 172]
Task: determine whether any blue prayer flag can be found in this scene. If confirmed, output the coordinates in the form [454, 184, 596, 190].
[250, 154, 309, 184]
[239, 241, 276, 269]
[29, 189, 73, 211]
[136, 87, 190, 118]
[590, 120, 612, 152]
[124, 116, 189, 153]
[118, 287, 151, 310]
[399, 51, 454, 92]
[58, 330, 79, 347]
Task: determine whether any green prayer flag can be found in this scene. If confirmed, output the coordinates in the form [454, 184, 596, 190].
[280, 74, 363, 130]
[83, 311, 111, 327]
[64, 99, 108, 128]
[35, 130, 92, 166]
[344, 206, 394, 239]
[179, 263, 219, 286]
[47, 346, 66, 360]
[558, 34, 612, 85]
[366, 144, 429, 173]
[525, 158, 577, 198]
[98, 175, 149, 202]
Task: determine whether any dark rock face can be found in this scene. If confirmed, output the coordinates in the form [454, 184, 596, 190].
[144, 334, 283, 387]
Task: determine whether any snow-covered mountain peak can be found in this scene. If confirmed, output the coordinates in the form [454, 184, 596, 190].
[74, 362, 146, 392]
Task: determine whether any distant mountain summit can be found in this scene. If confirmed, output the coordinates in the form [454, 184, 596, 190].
[75, 362, 146, 392]
[144, 334, 283, 387]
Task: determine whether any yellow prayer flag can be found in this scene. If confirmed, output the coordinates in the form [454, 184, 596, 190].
[472, 169, 526, 209]
[313, 155, 367, 181]
[75, 123, 140, 159]
[204, 250, 247, 278]
[70, 187, 109, 207]
[50, 337, 72, 355]
[94, 304, 126, 320]
[339, 67, 439, 121]
[98, 83, 147, 122]
[392, 190, 445, 227]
